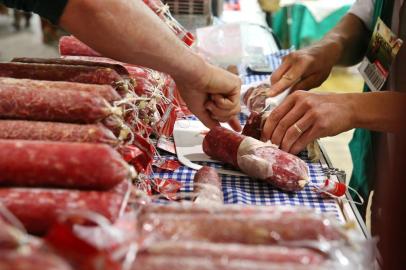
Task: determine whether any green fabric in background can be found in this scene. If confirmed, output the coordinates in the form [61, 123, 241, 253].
[272, 4, 351, 49]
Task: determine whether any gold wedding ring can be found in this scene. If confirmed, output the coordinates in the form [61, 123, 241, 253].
[294, 123, 303, 134]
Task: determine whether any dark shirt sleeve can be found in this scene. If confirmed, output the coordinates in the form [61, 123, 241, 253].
[0, 0, 69, 24]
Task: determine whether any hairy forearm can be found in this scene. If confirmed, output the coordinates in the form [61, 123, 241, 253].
[348, 92, 406, 133]
[59, 0, 207, 84]
[314, 14, 370, 67]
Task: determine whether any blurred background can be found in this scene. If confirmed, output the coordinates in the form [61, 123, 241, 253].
[0, 0, 364, 185]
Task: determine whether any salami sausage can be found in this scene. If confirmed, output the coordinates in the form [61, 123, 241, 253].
[242, 83, 270, 113]
[0, 187, 128, 235]
[0, 249, 72, 270]
[0, 62, 123, 86]
[241, 111, 263, 140]
[203, 127, 309, 192]
[139, 212, 344, 245]
[0, 120, 119, 145]
[12, 57, 130, 78]
[0, 86, 112, 123]
[0, 77, 121, 104]
[0, 140, 130, 190]
[193, 166, 223, 205]
[59, 36, 101, 57]
[141, 241, 325, 265]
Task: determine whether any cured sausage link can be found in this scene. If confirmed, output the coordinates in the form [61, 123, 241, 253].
[59, 35, 101, 57]
[0, 86, 112, 123]
[139, 212, 344, 244]
[12, 57, 130, 78]
[0, 62, 123, 85]
[0, 77, 121, 104]
[0, 140, 130, 190]
[203, 127, 309, 192]
[0, 120, 119, 145]
[0, 187, 128, 235]
[193, 166, 223, 205]
[141, 241, 326, 265]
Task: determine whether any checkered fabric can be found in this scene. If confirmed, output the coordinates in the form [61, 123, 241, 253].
[154, 50, 344, 222]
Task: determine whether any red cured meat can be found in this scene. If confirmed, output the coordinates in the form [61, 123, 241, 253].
[193, 166, 223, 205]
[203, 127, 309, 192]
[202, 127, 245, 168]
[59, 36, 101, 57]
[0, 120, 119, 145]
[0, 62, 123, 86]
[242, 111, 263, 139]
[0, 140, 130, 190]
[0, 249, 72, 270]
[0, 77, 121, 104]
[0, 86, 112, 123]
[12, 57, 130, 78]
[139, 212, 344, 245]
[140, 241, 325, 266]
[0, 187, 128, 235]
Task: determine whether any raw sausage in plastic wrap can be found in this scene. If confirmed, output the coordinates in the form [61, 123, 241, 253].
[0, 185, 130, 235]
[138, 211, 344, 245]
[59, 36, 101, 57]
[0, 77, 121, 104]
[193, 166, 223, 205]
[0, 140, 131, 190]
[140, 241, 326, 265]
[0, 62, 124, 86]
[0, 86, 114, 123]
[12, 57, 130, 78]
[0, 120, 119, 145]
[203, 127, 309, 192]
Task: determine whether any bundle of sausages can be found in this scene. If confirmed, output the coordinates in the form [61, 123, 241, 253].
[203, 127, 309, 192]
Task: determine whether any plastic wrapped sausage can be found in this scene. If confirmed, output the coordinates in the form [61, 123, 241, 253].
[0, 120, 119, 145]
[59, 36, 101, 57]
[0, 185, 130, 235]
[203, 127, 309, 192]
[0, 77, 121, 104]
[0, 140, 131, 190]
[12, 57, 130, 78]
[0, 86, 114, 123]
[138, 211, 344, 245]
[0, 62, 124, 86]
[193, 166, 223, 205]
[140, 241, 326, 265]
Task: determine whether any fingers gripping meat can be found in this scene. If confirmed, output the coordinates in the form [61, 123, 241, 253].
[203, 127, 309, 192]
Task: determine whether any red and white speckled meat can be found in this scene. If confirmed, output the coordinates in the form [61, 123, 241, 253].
[242, 83, 270, 113]
[203, 127, 309, 192]
[0, 77, 121, 104]
[59, 36, 101, 57]
[0, 120, 119, 145]
[0, 186, 128, 235]
[193, 166, 223, 205]
[140, 241, 326, 266]
[0, 140, 130, 190]
[12, 57, 130, 78]
[0, 249, 72, 270]
[0, 86, 112, 123]
[0, 62, 123, 86]
[138, 211, 343, 245]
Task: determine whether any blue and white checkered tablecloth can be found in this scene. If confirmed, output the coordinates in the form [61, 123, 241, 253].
[154, 50, 345, 222]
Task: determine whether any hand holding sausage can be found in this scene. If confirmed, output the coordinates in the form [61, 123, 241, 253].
[261, 91, 355, 155]
[175, 62, 242, 132]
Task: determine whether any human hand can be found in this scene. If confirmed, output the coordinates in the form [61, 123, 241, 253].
[267, 45, 338, 97]
[175, 62, 242, 131]
[261, 91, 355, 154]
